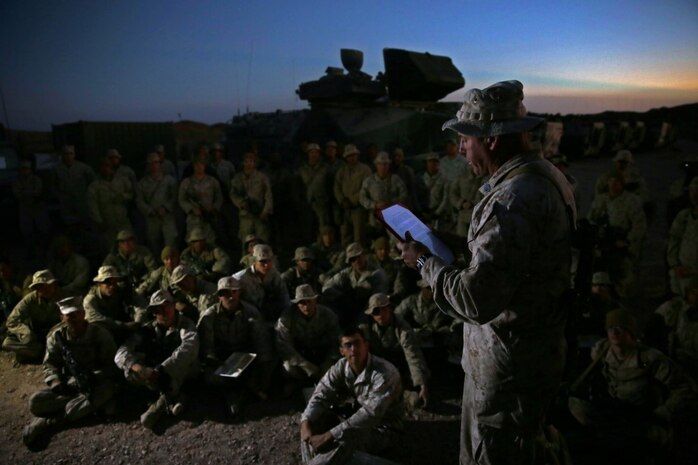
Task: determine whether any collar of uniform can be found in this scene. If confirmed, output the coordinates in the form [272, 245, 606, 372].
[479, 150, 540, 195]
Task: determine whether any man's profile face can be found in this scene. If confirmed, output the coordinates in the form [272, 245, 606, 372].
[371, 305, 392, 327]
[36, 283, 58, 300]
[446, 141, 458, 157]
[297, 298, 317, 318]
[350, 254, 367, 272]
[118, 238, 137, 256]
[297, 258, 312, 271]
[191, 239, 205, 254]
[254, 258, 273, 276]
[339, 333, 369, 365]
[99, 278, 119, 297]
[153, 302, 176, 328]
[607, 325, 635, 350]
[63, 309, 87, 336]
[218, 289, 240, 311]
[459, 135, 489, 176]
[163, 254, 180, 271]
[345, 153, 358, 165]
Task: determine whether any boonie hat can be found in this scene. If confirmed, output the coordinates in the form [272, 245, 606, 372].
[116, 230, 136, 242]
[613, 150, 633, 163]
[253, 244, 274, 261]
[106, 148, 122, 159]
[57, 296, 83, 315]
[342, 144, 360, 158]
[244, 234, 258, 245]
[29, 270, 57, 289]
[93, 266, 122, 283]
[187, 227, 206, 242]
[306, 143, 321, 153]
[345, 242, 364, 263]
[292, 284, 318, 303]
[170, 264, 194, 284]
[148, 289, 174, 309]
[217, 276, 241, 292]
[294, 247, 313, 261]
[365, 293, 391, 314]
[442, 80, 543, 137]
[326, 140, 337, 148]
[374, 152, 390, 165]
[592, 272, 612, 286]
[425, 152, 440, 161]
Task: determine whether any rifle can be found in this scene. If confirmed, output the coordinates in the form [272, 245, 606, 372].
[54, 330, 96, 399]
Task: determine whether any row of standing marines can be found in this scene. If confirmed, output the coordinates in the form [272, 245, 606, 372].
[2, 79, 698, 464]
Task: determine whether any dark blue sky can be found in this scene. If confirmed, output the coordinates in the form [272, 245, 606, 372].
[1, 0, 697, 130]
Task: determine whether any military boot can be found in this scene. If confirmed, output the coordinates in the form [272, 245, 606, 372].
[22, 417, 56, 447]
[140, 394, 168, 429]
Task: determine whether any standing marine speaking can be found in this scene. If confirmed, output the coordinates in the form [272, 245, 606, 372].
[399, 80, 576, 465]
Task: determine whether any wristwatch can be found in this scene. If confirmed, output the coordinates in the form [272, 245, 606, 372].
[416, 252, 432, 272]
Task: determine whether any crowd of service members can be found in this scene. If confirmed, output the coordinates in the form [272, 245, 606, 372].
[2, 139, 698, 461]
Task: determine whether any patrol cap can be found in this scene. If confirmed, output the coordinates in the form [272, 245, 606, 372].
[58, 296, 84, 315]
[342, 144, 360, 158]
[605, 308, 637, 338]
[425, 152, 440, 161]
[294, 246, 313, 261]
[161, 245, 179, 260]
[689, 176, 698, 191]
[244, 234, 258, 246]
[613, 150, 633, 163]
[253, 244, 274, 261]
[592, 272, 612, 286]
[106, 148, 122, 159]
[345, 242, 364, 263]
[93, 266, 122, 283]
[61, 145, 76, 155]
[325, 140, 337, 148]
[306, 143, 321, 153]
[154, 144, 165, 153]
[374, 151, 390, 165]
[148, 289, 174, 310]
[217, 276, 241, 292]
[292, 284, 318, 303]
[29, 270, 57, 289]
[116, 230, 136, 242]
[442, 80, 543, 137]
[170, 264, 194, 284]
[146, 152, 160, 164]
[187, 227, 206, 242]
[365, 293, 391, 314]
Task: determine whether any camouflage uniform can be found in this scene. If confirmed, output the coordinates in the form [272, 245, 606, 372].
[301, 354, 404, 453]
[114, 314, 200, 396]
[211, 158, 236, 195]
[52, 160, 96, 223]
[233, 266, 290, 323]
[87, 175, 134, 247]
[114, 164, 138, 192]
[171, 278, 217, 322]
[655, 296, 698, 377]
[595, 165, 648, 202]
[359, 173, 408, 228]
[298, 160, 331, 230]
[230, 170, 273, 243]
[180, 245, 232, 281]
[322, 266, 389, 299]
[360, 315, 430, 389]
[136, 266, 176, 299]
[667, 207, 698, 295]
[449, 169, 485, 237]
[439, 154, 469, 183]
[275, 303, 340, 378]
[83, 286, 135, 342]
[2, 291, 62, 360]
[28, 322, 118, 425]
[49, 253, 90, 297]
[395, 291, 452, 342]
[136, 172, 179, 252]
[334, 161, 371, 246]
[420, 170, 450, 228]
[178, 174, 223, 244]
[420, 152, 574, 465]
[589, 190, 647, 260]
[102, 247, 158, 293]
[280, 266, 322, 298]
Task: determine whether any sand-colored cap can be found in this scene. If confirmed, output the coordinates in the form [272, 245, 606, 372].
[93, 266, 122, 283]
[442, 80, 543, 137]
[592, 272, 612, 286]
[61, 145, 76, 155]
[146, 152, 160, 164]
[345, 242, 364, 263]
[689, 176, 698, 191]
[613, 150, 633, 163]
[342, 144, 360, 158]
[170, 264, 194, 284]
[606, 308, 637, 338]
[365, 292, 391, 314]
[106, 148, 122, 159]
[29, 270, 57, 289]
[116, 230, 136, 241]
[161, 245, 179, 260]
[154, 144, 165, 153]
[187, 227, 206, 242]
[292, 284, 318, 303]
[57, 296, 84, 315]
[425, 152, 440, 161]
[294, 246, 313, 261]
[253, 244, 274, 261]
[325, 140, 337, 148]
[148, 289, 174, 309]
[306, 143, 321, 153]
[374, 151, 390, 165]
[217, 276, 241, 292]
[244, 234, 258, 245]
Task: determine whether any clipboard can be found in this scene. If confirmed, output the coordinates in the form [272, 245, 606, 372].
[214, 352, 257, 378]
[374, 204, 455, 264]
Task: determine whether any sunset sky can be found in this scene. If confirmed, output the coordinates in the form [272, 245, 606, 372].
[1, 0, 697, 130]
